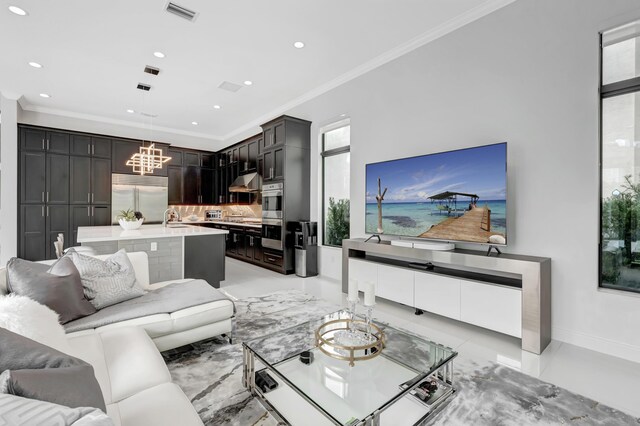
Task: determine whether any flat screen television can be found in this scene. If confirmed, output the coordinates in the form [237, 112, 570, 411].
[365, 142, 507, 245]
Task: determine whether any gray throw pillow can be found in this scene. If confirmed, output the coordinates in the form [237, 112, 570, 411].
[6, 257, 96, 324]
[68, 249, 145, 309]
[0, 393, 113, 426]
[0, 327, 106, 412]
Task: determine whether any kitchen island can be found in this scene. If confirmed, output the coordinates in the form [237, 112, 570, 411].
[77, 224, 228, 288]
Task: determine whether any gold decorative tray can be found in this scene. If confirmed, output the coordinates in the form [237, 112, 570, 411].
[315, 318, 385, 366]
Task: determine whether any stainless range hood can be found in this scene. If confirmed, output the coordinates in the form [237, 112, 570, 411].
[229, 172, 262, 193]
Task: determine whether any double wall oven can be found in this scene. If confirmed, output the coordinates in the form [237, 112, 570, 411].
[261, 183, 284, 250]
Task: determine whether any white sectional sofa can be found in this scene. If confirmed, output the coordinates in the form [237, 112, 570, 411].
[0, 251, 234, 426]
[61, 251, 235, 351]
[67, 326, 203, 426]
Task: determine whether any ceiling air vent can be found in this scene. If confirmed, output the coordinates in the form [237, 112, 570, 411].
[144, 65, 160, 76]
[140, 112, 158, 118]
[136, 83, 151, 91]
[218, 81, 243, 93]
[165, 2, 198, 22]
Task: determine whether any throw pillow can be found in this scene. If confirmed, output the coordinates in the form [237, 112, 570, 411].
[6, 257, 96, 323]
[68, 249, 145, 309]
[0, 327, 106, 412]
[0, 294, 71, 354]
[0, 393, 113, 426]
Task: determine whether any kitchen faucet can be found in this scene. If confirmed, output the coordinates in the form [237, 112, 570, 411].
[162, 208, 181, 227]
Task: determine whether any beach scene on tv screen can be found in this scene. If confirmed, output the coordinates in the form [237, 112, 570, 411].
[365, 143, 507, 244]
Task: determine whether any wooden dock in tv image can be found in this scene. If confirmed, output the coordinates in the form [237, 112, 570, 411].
[420, 205, 502, 243]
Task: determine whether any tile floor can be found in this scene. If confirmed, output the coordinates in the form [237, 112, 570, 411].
[221, 258, 640, 419]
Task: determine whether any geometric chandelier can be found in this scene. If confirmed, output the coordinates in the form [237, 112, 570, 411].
[126, 143, 172, 175]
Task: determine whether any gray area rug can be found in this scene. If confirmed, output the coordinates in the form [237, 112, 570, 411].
[162, 290, 638, 425]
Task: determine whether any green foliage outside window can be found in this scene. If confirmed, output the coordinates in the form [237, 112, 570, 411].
[601, 175, 640, 289]
[326, 197, 350, 246]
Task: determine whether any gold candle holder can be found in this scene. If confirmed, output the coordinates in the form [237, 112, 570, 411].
[315, 318, 385, 367]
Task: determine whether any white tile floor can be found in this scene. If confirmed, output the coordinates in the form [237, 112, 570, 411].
[221, 258, 640, 418]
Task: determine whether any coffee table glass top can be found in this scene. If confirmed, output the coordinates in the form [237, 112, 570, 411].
[244, 310, 457, 425]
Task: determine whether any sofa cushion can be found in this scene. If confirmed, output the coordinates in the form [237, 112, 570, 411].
[6, 257, 96, 323]
[112, 383, 203, 426]
[64, 280, 234, 334]
[68, 249, 146, 309]
[0, 328, 106, 412]
[0, 393, 113, 426]
[66, 327, 171, 404]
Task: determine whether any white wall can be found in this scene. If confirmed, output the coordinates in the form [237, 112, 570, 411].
[280, 0, 640, 362]
[0, 94, 20, 264]
[19, 109, 222, 151]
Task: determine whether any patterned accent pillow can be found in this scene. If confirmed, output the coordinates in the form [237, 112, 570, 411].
[67, 249, 146, 309]
[0, 393, 113, 426]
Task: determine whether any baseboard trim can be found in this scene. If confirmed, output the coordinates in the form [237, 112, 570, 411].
[552, 326, 640, 363]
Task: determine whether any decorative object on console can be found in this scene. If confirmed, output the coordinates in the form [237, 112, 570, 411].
[67, 249, 146, 309]
[315, 315, 385, 367]
[6, 257, 96, 324]
[126, 142, 172, 175]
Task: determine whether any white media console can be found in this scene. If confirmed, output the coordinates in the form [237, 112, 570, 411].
[342, 238, 551, 354]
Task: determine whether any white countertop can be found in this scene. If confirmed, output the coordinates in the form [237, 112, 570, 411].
[77, 224, 229, 243]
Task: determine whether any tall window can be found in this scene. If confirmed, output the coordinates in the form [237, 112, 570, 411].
[600, 21, 640, 293]
[322, 123, 350, 247]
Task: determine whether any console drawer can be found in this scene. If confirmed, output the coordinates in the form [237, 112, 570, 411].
[263, 250, 284, 267]
[460, 280, 521, 337]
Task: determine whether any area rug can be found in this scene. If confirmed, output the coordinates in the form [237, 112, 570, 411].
[162, 290, 638, 425]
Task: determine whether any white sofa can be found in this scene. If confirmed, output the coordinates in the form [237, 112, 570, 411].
[0, 251, 235, 426]
[65, 251, 235, 351]
[12, 251, 235, 351]
[67, 326, 203, 426]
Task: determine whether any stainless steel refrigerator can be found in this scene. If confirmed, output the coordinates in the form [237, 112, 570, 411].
[111, 174, 168, 224]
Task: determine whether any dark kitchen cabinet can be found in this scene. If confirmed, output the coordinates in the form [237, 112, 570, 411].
[261, 150, 274, 182]
[46, 205, 70, 260]
[92, 137, 112, 158]
[168, 166, 184, 204]
[19, 204, 71, 261]
[184, 151, 200, 167]
[235, 229, 246, 258]
[69, 205, 92, 247]
[248, 139, 259, 171]
[273, 147, 285, 180]
[91, 158, 111, 205]
[112, 139, 142, 174]
[92, 205, 112, 226]
[20, 151, 46, 204]
[201, 168, 215, 204]
[20, 128, 47, 152]
[46, 132, 71, 154]
[245, 231, 262, 261]
[183, 166, 200, 204]
[201, 153, 215, 168]
[238, 144, 248, 174]
[70, 156, 91, 205]
[168, 148, 183, 167]
[262, 120, 285, 150]
[19, 205, 47, 261]
[70, 134, 92, 156]
[46, 154, 70, 205]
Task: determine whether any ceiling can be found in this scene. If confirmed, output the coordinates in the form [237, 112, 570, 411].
[0, 0, 511, 146]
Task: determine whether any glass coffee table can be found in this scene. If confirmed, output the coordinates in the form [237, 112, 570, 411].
[242, 311, 457, 426]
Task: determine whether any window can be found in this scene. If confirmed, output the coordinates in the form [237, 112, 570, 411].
[322, 123, 350, 247]
[600, 21, 640, 293]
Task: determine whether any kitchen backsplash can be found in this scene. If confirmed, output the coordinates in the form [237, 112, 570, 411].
[169, 204, 262, 219]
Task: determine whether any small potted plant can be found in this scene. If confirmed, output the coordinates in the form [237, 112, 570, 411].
[117, 209, 144, 230]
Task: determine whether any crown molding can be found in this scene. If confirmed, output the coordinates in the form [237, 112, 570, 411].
[221, 0, 517, 143]
[20, 104, 224, 142]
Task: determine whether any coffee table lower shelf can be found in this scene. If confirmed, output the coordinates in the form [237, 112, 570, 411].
[243, 345, 457, 426]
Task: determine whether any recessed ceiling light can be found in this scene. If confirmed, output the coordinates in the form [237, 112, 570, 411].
[39, 93, 50, 98]
[8, 5, 27, 16]
[293, 41, 305, 49]
[213, 105, 221, 110]
[28, 61, 42, 68]
[126, 109, 135, 114]
[153, 51, 165, 58]
[243, 80, 253, 86]
[191, 121, 198, 126]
